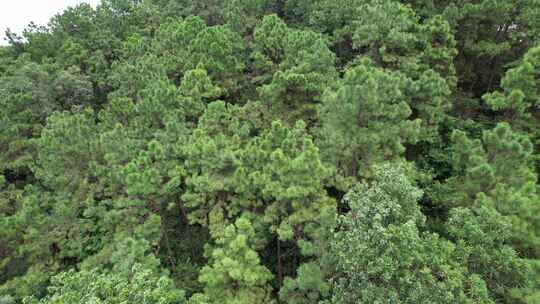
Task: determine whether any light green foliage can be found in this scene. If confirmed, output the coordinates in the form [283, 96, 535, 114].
[24, 266, 185, 304]
[180, 101, 250, 228]
[181, 65, 223, 101]
[194, 217, 273, 304]
[110, 15, 242, 103]
[1, 0, 539, 303]
[25, 238, 186, 304]
[327, 165, 489, 303]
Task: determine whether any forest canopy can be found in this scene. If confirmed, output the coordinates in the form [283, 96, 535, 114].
[0, 0, 539, 303]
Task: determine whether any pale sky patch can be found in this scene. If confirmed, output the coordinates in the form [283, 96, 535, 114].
[1, 0, 101, 45]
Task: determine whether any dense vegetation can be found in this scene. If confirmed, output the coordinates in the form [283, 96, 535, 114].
[0, 0, 539, 303]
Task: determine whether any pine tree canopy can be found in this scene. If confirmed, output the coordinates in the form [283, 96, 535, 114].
[0, 0, 538, 303]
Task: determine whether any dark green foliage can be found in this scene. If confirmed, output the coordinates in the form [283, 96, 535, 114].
[435, 124, 539, 257]
[484, 45, 540, 174]
[447, 203, 534, 303]
[431, 123, 539, 302]
[0, 59, 93, 174]
[0, 0, 538, 303]
[251, 14, 337, 124]
[317, 59, 420, 180]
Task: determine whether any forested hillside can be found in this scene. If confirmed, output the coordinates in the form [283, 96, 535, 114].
[0, 0, 539, 303]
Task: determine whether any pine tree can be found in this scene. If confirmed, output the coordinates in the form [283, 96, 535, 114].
[433, 123, 538, 302]
[435, 123, 539, 257]
[351, 0, 457, 138]
[484, 45, 540, 174]
[317, 59, 420, 181]
[193, 217, 273, 304]
[1, 0, 539, 302]
[251, 14, 337, 124]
